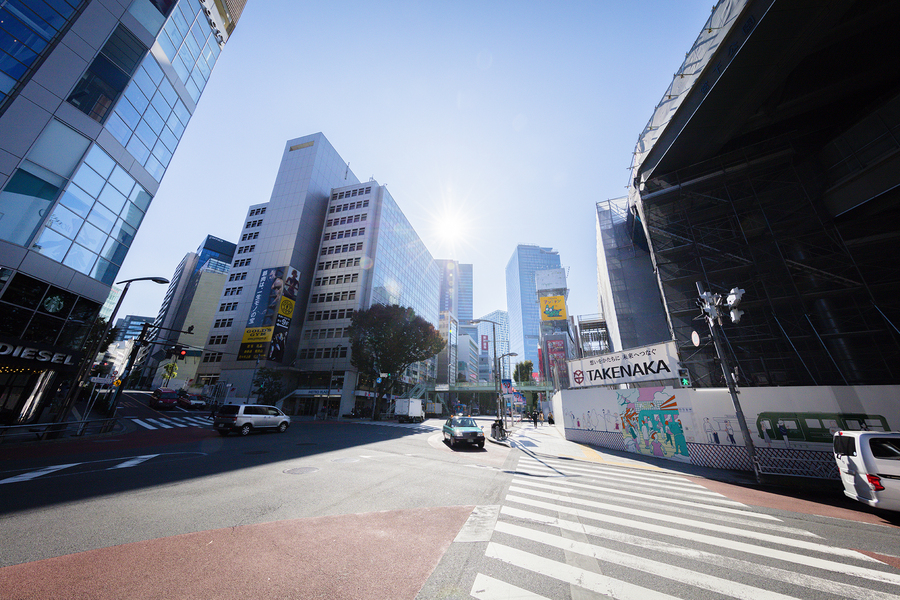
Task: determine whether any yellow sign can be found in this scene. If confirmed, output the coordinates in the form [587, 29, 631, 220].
[242, 326, 274, 343]
[114, 379, 121, 387]
[540, 296, 567, 321]
[278, 296, 294, 318]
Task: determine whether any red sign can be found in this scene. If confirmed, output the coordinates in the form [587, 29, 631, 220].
[481, 335, 489, 352]
[574, 370, 584, 384]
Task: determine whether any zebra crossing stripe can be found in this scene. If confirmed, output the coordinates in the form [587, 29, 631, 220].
[499, 505, 900, 600]
[507, 484, 872, 561]
[132, 418, 156, 430]
[502, 494, 900, 585]
[511, 471, 778, 521]
[0, 464, 79, 484]
[470, 573, 552, 600]
[495, 520, 810, 600]
[519, 457, 720, 493]
[108, 455, 159, 469]
[145, 418, 173, 429]
[484, 542, 676, 600]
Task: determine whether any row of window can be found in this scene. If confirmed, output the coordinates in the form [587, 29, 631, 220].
[249, 207, 266, 216]
[219, 302, 238, 312]
[326, 213, 367, 228]
[315, 273, 359, 287]
[332, 187, 371, 200]
[321, 242, 362, 256]
[208, 335, 228, 345]
[307, 308, 354, 321]
[213, 318, 233, 328]
[202, 352, 223, 363]
[240, 231, 259, 241]
[228, 272, 247, 282]
[302, 327, 349, 340]
[245, 219, 263, 228]
[323, 227, 364, 241]
[234, 258, 251, 267]
[298, 346, 347, 360]
[319, 257, 361, 271]
[329, 199, 369, 214]
[311, 290, 357, 303]
[237, 245, 254, 254]
[223, 287, 241, 296]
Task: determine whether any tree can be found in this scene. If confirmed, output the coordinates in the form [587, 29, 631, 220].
[162, 361, 178, 386]
[253, 367, 283, 405]
[513, 360, 534, 384]
[348, 304, 445, 419]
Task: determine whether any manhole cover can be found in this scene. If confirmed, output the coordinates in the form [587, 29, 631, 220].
[331, 457, 359, 463]
[284, 467, 319, 475]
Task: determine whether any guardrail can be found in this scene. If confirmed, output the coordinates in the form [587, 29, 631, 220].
[0, 418, 119, 444]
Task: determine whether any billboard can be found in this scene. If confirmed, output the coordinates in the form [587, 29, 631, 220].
[481, 334, 489, 352]
[534, 268, 566, 292]
[540, 295, 567, 321]
[546, 338, 568, 384]
[238, 266, 298, 362]
[567, 341, 679, 388]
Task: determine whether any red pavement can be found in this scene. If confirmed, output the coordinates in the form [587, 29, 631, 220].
[0, 506, 474, 600]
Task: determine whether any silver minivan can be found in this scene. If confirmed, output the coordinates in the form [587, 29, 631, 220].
[214, 404, 291, 437]
[833, 430, 900, 512]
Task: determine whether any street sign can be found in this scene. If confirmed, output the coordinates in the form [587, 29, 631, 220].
[90, 376, 114, 384]
[376, 377, 382, 383]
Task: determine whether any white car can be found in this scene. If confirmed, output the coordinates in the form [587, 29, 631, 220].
[834, 431, 900, 512]
[213, 404, 291, 437]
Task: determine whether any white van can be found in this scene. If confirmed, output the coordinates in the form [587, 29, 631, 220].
[833, 430, 900, 512]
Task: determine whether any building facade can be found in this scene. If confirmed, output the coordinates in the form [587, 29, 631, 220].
[114, 314, 153, 341]
[0, 0, 245, 425]
[475, 309, 510, 382]
[505, 245, 561, 378]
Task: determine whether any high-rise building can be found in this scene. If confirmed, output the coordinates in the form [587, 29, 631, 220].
[505, 245, 561, 377]
[435, 259, 474, 387]
[198, 133, 440, 418]
[458, 263, 475, 341]
[114, 314, 154, 341]
[475, 309, 510, 382]
[0, 0, 246, 425]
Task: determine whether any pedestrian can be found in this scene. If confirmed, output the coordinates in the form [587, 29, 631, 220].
[538, 412, 544, 426]
[208, 401, 217, 419]
[532, 411, 538, 428]
[548, 412, 554, 425]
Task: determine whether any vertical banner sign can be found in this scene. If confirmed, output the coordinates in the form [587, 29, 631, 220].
[239, 266, 297, 361]
[546, 339, 568, 383]
[481, 335, 489, 352]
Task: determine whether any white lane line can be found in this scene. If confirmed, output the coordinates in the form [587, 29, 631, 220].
[470, 573, 552, 600]
[455, 506, 501, 543]
[502, 496, 900, 585]
[511, 475, 783, 522]
[165, 419, 189, 427]
[507, 486, 866, 560]
[495, 520, 802, 600]
[145, 418, 173, 429]
[525, 455, 708, 483]
[485, 542, 678, 600]
[107, 454, 159, 470]
[1, 463, 79, 484]
[131, 418, 156, 430]
[500, 506, 900, 600]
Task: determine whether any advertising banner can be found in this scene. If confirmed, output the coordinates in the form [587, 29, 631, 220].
[239, 265, 298, 362]
[567, 341, 679, 388]
[481, 334, 489, 352]
[546, 338, 568, 384]
[540, 295, 567, 321]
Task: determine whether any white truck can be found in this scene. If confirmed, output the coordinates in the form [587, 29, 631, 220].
[395, 398, 425, 423]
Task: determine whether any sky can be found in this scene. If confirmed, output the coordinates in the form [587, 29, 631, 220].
[115, 1, 713, 324]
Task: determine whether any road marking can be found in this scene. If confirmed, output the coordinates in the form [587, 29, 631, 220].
[145, 418, 173, 429]
[485, 542, 677, 600]
[454, 506, 500, 543]
[0, 464, 79, 484]
[499, 506, 900, 600]
[470, 573, 552, 600]
[108, 454, 159, 469]
[519, 456, 719, 491]
[132, 418, 156, 430]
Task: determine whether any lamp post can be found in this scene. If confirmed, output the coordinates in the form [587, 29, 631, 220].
[498, 351, 518, 430]
[58, 276, 169, 422]
[471, 319, 515, 431]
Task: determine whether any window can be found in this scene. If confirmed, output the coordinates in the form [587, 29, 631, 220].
[213, 318, 233, 328]
[224, 287, 242, 296]
[234, 258, 251, 267]
[219, 302, 238, 312]
[208, 335, 228, 345]
[202, 352, 223, 363]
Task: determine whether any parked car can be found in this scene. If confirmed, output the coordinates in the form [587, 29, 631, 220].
[177, 390, 206, 410]
[443, 416, 485, 448]
[834, 430, 900, 512]
[213, 404, 291, 436]
[149, 388, 179, 410]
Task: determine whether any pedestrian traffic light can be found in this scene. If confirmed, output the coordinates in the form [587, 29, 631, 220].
[677, 368, 691, 388]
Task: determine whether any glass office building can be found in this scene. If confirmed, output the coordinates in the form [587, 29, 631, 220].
[0, 0, 246, 425]
[505, 244, 561, 378]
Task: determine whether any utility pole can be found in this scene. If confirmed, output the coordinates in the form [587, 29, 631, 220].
[696, 282, 760, 482]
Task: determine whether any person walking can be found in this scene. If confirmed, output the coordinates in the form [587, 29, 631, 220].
[538, 412, 544, 426]
[532, 411, 538, 428]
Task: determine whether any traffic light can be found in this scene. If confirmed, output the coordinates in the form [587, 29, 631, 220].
[677, 368, 691, 388]
[174, 344, 187, 360]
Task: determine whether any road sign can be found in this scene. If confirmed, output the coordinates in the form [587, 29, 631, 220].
[90, 376, 114, 384]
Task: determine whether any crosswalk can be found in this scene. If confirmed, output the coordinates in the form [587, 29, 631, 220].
[467, 452, 900, 600]
[130, 414, 213, 430]
[350, 420, 439, 434]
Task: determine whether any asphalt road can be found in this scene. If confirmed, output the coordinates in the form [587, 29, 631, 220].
[1, 397, 899, 599]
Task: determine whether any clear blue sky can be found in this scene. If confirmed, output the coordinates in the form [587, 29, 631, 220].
[116, 1, 713, 323]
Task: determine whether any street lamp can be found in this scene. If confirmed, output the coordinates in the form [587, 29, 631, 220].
[471, 319, 515, 431]
[58, 276, 169, 422]
[498, 352, 518, 429]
